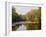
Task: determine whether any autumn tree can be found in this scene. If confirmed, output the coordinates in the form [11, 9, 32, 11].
[24, 7, 41, 30]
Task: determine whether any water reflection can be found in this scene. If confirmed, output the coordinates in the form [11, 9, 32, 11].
[16, 24, 26, 31]
[12, 23, 41, 31]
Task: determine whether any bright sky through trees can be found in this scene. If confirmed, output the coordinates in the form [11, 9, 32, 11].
[14, 6, 39, 15]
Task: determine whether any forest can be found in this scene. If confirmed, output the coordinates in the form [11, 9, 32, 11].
[12, 6, 41, 31]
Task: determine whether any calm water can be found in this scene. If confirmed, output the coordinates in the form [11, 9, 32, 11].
[16, 24, 27, 31]
[12, 21, 39, 31]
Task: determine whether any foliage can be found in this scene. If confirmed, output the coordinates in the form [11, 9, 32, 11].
[24, 7, 41, 30]
[12, 7, 25, 23]
[12, 7, 41, 30]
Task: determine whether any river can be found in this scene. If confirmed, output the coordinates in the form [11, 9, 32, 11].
[16, 24, 27, 31]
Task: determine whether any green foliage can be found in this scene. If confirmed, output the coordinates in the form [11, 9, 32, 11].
[12, 7, 41, 30]
[24, 7, 41, 30]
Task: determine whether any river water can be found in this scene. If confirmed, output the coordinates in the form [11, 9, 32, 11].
[16, 24, 27, 31]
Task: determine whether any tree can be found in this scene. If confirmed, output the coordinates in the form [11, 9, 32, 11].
[12, 7, 20, 23]
[24, 7, 41, 30]
[12, 7, 26, 23]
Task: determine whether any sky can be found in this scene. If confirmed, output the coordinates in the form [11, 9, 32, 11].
[14, 6, 39, 15]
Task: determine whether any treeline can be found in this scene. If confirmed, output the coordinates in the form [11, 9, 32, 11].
[12, 7, 41, 30]
[12, 7, 26, 23]
[24, 7, 41, 30]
